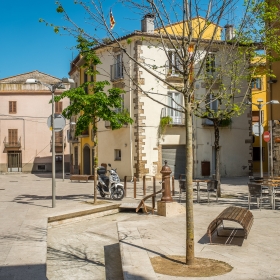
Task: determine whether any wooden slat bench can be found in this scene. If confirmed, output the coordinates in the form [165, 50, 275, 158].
[70, 175, 94, 182]
[207, 206, 254, 244]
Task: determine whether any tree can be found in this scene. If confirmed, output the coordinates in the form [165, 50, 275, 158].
[53, 36, 133, 203]
[42, 0, 280, 265]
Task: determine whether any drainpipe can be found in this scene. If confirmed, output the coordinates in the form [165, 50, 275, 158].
[129, 42, 134, 180]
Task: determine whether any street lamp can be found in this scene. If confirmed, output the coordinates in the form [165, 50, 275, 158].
[26, 78, 74, 208]
[248, 98, 279, 178]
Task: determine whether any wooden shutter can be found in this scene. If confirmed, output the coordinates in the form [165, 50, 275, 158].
[9, 101, 17, 114]
[55, 131, 63, 144]
[55, 102, 63, 114]
[8, 129, 18, 144]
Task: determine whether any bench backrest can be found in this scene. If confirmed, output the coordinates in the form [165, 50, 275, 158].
[248, 183, 262, 197]
[207, 180, 218, 191]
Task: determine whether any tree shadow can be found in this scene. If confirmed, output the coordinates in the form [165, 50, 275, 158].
[47, 245, 104, 268]
[0, 225, 47, 245]
[12, 194, 92, 208]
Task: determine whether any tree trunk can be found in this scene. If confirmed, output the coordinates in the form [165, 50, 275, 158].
[93, 117, 97, 204]
[185, 102, 194, 265]
[214, 122, 221, 197]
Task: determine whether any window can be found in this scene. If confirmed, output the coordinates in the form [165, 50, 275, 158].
[55, 156, 62, 162]
[167, 92, 183, 124]
[114, 149, 121, 161]
[251, 78, 262, 90]
[84, 69, 88, 94]
[38, 165, 46, 171]
[55, 102, 63, 114]
[8, 129, 18, 145]
[74, 147, 78, 166]
[206, 53, 216, 75]
[167, 51, 182, 76]
[253, 147, 264, 161]
[114, 94, 124, 113]
[9, 101, 17, 114]
[204, 94, 218, 125]
[111, 54, 123, 80]
[252, 110, 263, 123]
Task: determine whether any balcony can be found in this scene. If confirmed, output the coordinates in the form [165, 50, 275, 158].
[78, 128, 89, 138]
[201, 110, 232, 127]
[161, 108, 185, 125]
[67, 129, 79, 143]
[50, 135, 66, 153]
[110, 62, 123, 81]
[3, 137, 21, 148]
[105, 121, 111, 129]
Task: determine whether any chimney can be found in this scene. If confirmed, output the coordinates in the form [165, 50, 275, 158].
[224, 24, 234, 40]
[141, 14, 155, 33]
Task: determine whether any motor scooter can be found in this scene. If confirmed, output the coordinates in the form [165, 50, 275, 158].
[96, 164, 124, 200]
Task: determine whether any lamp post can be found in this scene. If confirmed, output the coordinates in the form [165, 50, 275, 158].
[26, 78, 74, 208]
[249, 99, 279, 178]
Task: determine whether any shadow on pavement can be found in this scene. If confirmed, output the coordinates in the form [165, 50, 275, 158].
[12, 194, 92, 207]
[104, 243, 124, 280]
[0, 264, 47, 280]
[47, 245, 104, 267]
[198, 229, 245, 246]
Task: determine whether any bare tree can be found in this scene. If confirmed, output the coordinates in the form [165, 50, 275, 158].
[41, 0, 280, 264]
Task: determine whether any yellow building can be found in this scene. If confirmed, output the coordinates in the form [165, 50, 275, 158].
[68, 56, 96, 175]
[251, 59, 269, 174]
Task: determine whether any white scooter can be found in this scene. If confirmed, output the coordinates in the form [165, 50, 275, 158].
[96, 164, 125, 200]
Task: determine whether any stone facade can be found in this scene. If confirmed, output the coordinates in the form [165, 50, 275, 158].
[133, 41, 149, 178]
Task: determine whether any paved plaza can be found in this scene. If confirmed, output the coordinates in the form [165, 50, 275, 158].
[0, 173, 279, 279]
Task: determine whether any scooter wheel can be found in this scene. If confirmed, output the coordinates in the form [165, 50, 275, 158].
[112, 187, 124, 200]
[100, 192, 106, 198]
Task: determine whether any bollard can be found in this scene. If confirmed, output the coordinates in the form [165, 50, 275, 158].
[160, 160, 173, 202]
[124, 176, 127, 197]
[134, 177, 137, 198]
[172, 176, 175, 196]
[143, 175, 146, 196]
[152, 176, 156, 210]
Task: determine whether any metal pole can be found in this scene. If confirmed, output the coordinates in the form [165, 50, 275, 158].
[51, 88, 56, 208]
[62, 129, 64, 181]
[259, 103, 263, 178]
[270, 120, 274, 177]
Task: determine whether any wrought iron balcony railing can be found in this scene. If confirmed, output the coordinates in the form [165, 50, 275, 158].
[3, 137, 21, 148]
[161, 108, 185, 125]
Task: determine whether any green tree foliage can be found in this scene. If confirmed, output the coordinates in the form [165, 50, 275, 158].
[53, 36, 133, 137]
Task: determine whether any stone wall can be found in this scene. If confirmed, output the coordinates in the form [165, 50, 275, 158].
[133, 41, 149, 179]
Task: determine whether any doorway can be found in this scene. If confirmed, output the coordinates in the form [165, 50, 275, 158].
[8, 151, 22, 172]
[83, 146, 90, 175]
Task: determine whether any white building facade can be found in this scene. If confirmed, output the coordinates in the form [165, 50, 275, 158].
[72, 18, 251, 179]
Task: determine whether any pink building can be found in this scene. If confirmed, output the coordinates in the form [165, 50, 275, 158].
[0, 71, 70, 173]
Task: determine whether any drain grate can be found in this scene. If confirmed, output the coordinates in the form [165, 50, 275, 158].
[10, 181, 18, 182]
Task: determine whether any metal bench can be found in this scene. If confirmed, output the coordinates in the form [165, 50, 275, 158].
[70, 175, 94, 182]
[207, 206, 254, 243]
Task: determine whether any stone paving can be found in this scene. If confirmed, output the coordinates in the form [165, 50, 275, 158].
[0, 173, 280, 280]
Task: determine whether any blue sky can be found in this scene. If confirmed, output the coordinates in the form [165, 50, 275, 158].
[0, 0, 140, 80]
[0, 0, 243, 80]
